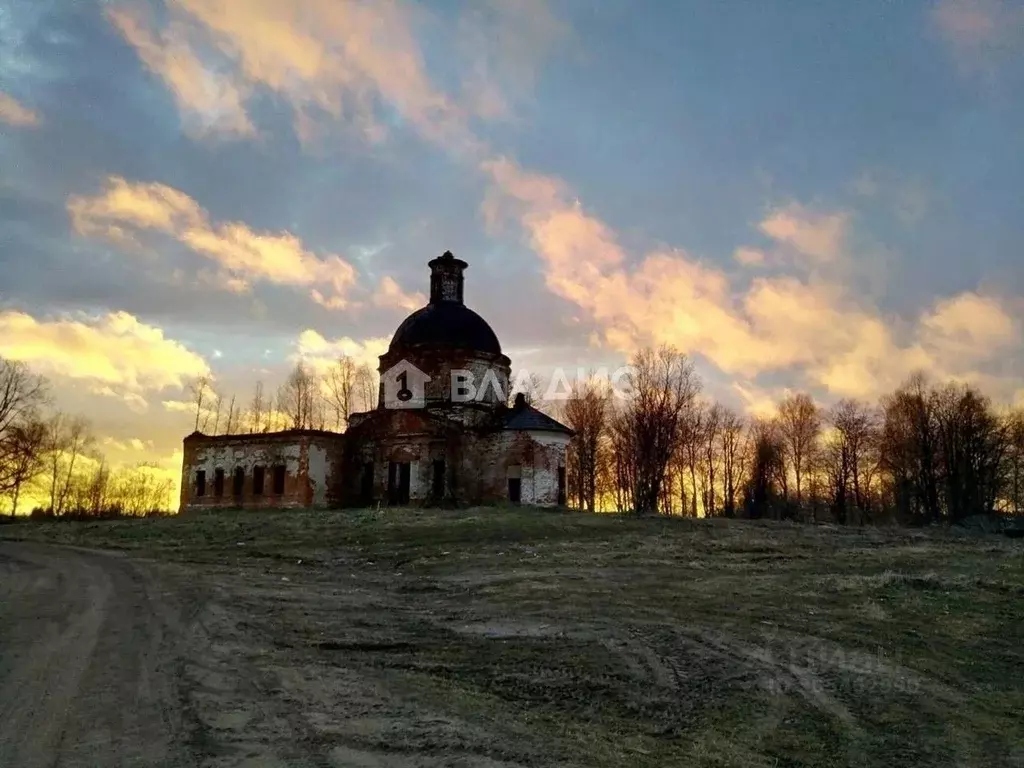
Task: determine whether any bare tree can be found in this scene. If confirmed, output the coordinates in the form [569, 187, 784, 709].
[208, 387, 222, 435]
[44, 412, 66, 513]
[312, 384, 328, 430]
[279, 362, 320, 430]
[745, 418, 786, 519]
[248, 381, 266, 433]
[324, 356, 358, 430]
[272, 387, 288, 431]
[44, 414, 95, 516]
[37, 455, 175, 519]
[0, 358, 49, 512]
[354, 364, 378, 412]
[82, 457, 111, 516]
[223, 394, 239, 435]
[824, 399, 878, 524]
[777, 393, 821, 507]
[933, 383, 1005, 522]
[1004, 409, 1024, 516]
[0, 358, 47, 435]
[109, 463, 175, 517]
[189, 375, 212, 433]
[676, 400, 706, 517]
[609, 402, 638, 513]
[718, 406, 746, 518]
[2, 418, 48, 516]
[881, 373, 942, 524]
[618, 346, 701, 515]
[564, 378, 611, 512]
[699, 403, 724, 517]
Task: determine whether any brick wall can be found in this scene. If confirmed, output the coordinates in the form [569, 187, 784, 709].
[181, 416, 569, 512]
[466, 430, 569, 506]
[341, 413, 569, 508]
[180, 431, 344, 512]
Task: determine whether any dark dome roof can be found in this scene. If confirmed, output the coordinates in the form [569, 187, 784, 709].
[389, 302, 502, 355]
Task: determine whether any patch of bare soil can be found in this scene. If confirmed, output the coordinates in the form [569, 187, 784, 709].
[4, 510, 1022, 766]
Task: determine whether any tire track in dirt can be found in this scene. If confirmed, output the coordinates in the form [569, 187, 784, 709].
[0, 543, 194, 767]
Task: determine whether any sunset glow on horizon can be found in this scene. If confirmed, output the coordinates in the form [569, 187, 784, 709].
[1, 0, 1023, 509]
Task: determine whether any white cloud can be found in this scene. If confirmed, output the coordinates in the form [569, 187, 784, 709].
[161, 399, 195, 414]
[0, 310, 210, 400]
[69, 176, 358, 308]
[920, 291, 1019, 356]
[294, 330, 389, 373]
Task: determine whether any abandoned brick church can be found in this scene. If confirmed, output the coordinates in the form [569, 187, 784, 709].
[179, 251, 572, 512]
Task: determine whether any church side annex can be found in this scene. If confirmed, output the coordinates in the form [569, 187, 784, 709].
[180, 252, 572, 512]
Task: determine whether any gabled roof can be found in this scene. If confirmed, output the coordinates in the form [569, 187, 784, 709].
[503, 394, 573, 435]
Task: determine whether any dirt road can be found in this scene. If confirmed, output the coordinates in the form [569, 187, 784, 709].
[0, 542, 195, 767]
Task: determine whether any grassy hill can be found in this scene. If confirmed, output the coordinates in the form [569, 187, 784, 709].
[4, 508, 1023, 767]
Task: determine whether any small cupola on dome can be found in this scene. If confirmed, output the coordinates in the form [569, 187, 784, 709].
[387, 251, 503, 355]
[428, 250, 468, 304]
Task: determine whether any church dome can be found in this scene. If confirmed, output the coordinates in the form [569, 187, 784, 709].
[389, 302, 502, 355]
[387, 251, 502, 356]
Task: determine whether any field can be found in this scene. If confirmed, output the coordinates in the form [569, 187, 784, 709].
[3, 508, 1023, 767]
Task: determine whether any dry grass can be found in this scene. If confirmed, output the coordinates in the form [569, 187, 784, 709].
[4, 508, 1023, 767]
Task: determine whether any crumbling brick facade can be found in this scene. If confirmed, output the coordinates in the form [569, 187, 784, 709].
[180, 430, 344, 512]
[339, 405, 570, 508]
[178, 251, 572, 513]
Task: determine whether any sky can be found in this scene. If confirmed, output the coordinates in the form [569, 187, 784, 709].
[1, 0, 1023, 500]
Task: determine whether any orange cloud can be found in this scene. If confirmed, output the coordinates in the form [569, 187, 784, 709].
[107, 5, 254, 138]
[98, 0, 1022, 410]
[0, 310, 210, 399]
[69, 176, 204, 239]
[481, 155, 1024, 402]
[68, 176, 358, 307]
[107, 0, 569, 152]
[107, 0, 476, 149]
[758, 204, 849, 263]
[373, 276, 425, 312]
[0, 91, 41, 127]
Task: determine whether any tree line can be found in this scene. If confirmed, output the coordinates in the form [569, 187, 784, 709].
[7, 346, 1023, 524]
[188, 358, 379, 436]
[562, 346, 1024, 524]
[0, 357, 174, 517]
